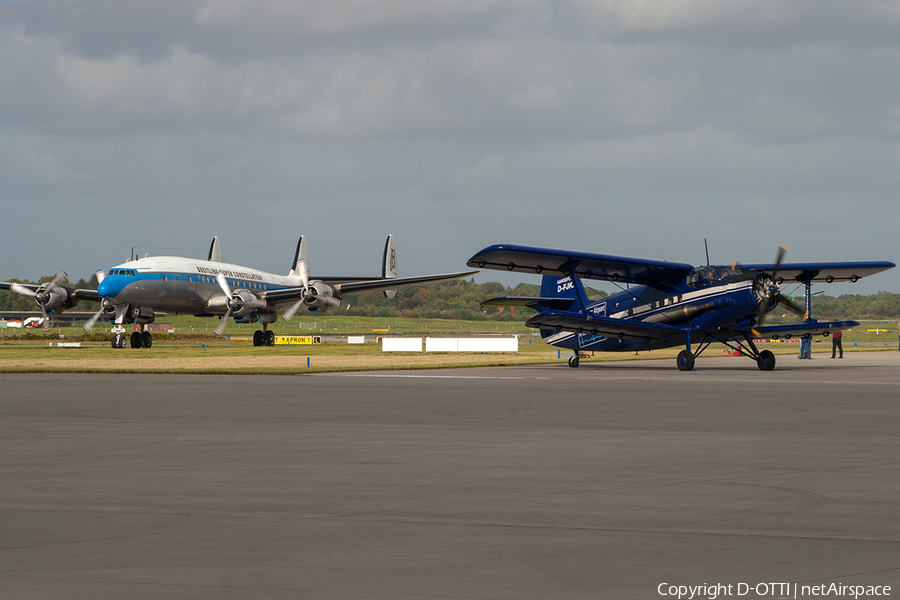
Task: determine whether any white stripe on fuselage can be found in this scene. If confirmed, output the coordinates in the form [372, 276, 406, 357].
[608, 280, 753, 320]
[113, 256, 300, 289]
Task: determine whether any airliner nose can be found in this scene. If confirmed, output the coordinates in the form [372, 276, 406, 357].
[97, 277, 124, 298]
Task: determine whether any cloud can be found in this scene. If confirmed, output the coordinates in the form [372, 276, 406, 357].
[0, 0, 896, 294]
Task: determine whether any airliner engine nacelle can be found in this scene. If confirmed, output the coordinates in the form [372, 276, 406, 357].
[131, 306, 155, 325]
[101, 298, 118, 317]
[303, 282, 341, 310]
[206, 288, 267, 317]
[33, 285, 78, 313]
[229, 290, 267, 316]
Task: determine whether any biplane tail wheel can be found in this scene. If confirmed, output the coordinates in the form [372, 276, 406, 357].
[676, 350, 694, 371]
[757, 350, 776, 371]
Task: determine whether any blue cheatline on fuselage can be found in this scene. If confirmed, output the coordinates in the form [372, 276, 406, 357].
[96, 257, 295, 315]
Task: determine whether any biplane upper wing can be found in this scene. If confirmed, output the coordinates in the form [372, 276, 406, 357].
[750, 320, 859, 339]
[740, 261, 894, 283]
[525, 311, 684, 341]
[467, 244, 694, 290]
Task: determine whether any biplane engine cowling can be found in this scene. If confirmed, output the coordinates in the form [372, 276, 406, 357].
[753, 273, 779, 311]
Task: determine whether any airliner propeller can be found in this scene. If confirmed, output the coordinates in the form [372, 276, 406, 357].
[211, 271, 268, 335]
[82, 271, 108, 332]
[214, 271, 239, 336]
[82, 309, 104, 332]
[9, 272, 68, 330]
[282, 239, 340, 322]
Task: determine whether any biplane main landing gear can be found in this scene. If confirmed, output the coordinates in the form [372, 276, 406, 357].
[757, 349, 776, 371]
[676, 350, 695, 371]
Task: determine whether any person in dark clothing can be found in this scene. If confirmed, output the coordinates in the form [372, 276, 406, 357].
[831, 329, 843, 358]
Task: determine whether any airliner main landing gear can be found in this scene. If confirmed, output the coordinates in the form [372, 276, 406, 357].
[128, 329, 153, 348]
[112, 325, 152, 349]
[253, 326, 276, 346]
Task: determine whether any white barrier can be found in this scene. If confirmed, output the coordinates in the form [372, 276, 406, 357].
[458, 337, 518, 352]
[382, 337, 423, 352]
[348, 336, 365, 344]
[384, 337, 519, 353]
[425, 338, 458, 352]
[425, 337, 518, 353]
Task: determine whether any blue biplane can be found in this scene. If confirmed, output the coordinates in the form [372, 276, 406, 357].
[467, 244, 894, 371]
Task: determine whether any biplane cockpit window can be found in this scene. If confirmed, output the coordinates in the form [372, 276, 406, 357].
[687, 265, 741, 288]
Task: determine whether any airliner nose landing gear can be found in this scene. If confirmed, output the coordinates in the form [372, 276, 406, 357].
[568, 354, 580, 368]
[111, 325, 127, 348]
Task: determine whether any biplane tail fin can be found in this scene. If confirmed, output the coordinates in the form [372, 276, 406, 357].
[540, 274, 589, 312]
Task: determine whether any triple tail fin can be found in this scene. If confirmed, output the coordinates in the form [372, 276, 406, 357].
[381, 234, 397, 298]
[290, 236, 309, 277]
[208, 236, 223, 262]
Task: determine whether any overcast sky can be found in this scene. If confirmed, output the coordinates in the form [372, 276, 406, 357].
[1, 0, 897, 296]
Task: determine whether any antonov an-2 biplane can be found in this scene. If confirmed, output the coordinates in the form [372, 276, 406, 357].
[2, 235, 475, 349]
[467, 244, 894, 371]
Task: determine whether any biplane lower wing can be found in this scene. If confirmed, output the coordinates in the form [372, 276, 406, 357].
[467, 244, 694, 289]
[481, 296, 575, 310]
[749, 320, 859, 339]
[525, 311, 684, 341]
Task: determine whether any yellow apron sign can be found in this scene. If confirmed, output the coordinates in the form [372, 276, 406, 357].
[275, 335, 321, 345]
